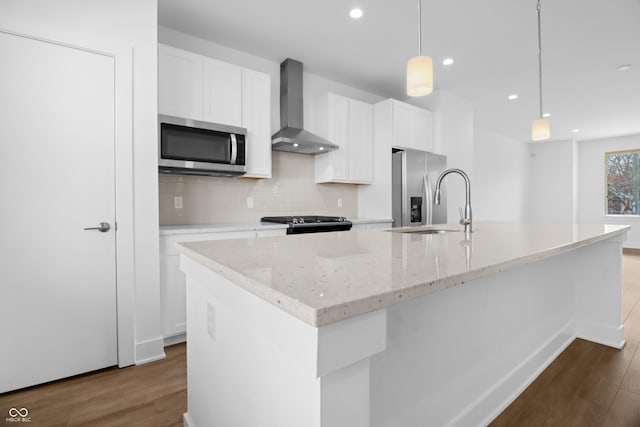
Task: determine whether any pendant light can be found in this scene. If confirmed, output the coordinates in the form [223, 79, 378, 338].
[531, 0, 550, 141]
[406, 0, 433, 97]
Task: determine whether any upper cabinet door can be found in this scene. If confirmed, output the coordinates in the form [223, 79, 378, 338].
[348, 99, 374, 183]
[158, 45, 204, 120]
[327, 94, 350, 181]
[204, 58, 243, 127]
[391, 100, 434, 152]
[413, 108, 434, 152]
[315, 93, 373, 184]
[242, 69, 272, 178]
[392, 101, 415, 149]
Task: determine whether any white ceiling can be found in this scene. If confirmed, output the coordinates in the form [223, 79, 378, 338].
[158, 0, 640, 143]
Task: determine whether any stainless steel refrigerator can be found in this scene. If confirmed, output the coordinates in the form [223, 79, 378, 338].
[392, 148, 447, 227]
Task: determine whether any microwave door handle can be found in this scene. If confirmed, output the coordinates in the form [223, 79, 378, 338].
[230, 134, 238, 165]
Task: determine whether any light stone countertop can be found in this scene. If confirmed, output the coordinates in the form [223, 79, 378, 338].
[159, 218, 392, 235]
[160, 222, 288, 236]
[177, 222, 629, 327]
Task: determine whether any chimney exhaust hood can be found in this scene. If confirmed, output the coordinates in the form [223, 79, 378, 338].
[271, 58, 339, 155]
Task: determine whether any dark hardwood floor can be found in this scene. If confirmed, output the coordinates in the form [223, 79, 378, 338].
[0, 344, 186, 427]
[2, 252, 640, 426]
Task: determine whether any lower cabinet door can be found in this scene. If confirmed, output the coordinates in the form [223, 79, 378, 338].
[160, 254, 186, 338]
[159, 230, 259, 340]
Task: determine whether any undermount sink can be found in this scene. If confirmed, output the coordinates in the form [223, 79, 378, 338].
[387, 227, 460, 235]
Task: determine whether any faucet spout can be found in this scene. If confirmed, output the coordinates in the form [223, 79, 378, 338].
[434, 168, 472, 233]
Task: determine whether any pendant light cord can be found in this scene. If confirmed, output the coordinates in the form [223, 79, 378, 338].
[537, 0, 544, 118]
[417, 0, 422, 56]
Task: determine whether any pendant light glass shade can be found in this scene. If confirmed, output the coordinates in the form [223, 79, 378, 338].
[407, 55, 433, 96]
[532, 117, 550, 141]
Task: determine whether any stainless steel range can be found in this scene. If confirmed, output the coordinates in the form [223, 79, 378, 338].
[261, 216, 352, 234]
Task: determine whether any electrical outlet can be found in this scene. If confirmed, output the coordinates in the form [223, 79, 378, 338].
[337, 198, 343, 208]
[246, 196, 254, 209]
[206, 302, 216, 341]
[174, 196, 183, 209]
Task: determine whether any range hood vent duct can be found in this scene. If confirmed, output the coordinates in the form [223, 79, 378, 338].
[271, 58, 339, 155]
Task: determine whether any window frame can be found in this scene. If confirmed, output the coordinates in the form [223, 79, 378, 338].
[605, 148, 640, 217]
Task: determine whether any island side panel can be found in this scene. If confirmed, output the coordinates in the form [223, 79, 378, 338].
[182, 255, 321, 427]
[370, 248, 579, 427]
[574, 234, 625, 348]
[181, 255, 387, 427]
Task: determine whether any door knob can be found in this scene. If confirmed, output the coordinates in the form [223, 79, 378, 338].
[84, 222, 111, 232]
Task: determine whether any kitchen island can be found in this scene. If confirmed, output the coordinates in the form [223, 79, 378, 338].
[177, 222, 629, 427]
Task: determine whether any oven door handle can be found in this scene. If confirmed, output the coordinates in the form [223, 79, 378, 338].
[230, 134, 238, 165]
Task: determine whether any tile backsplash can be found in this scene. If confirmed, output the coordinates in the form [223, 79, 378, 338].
[159, 151, 358, 224]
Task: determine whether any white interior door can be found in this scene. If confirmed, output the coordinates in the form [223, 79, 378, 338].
[0, 31, 118, 393]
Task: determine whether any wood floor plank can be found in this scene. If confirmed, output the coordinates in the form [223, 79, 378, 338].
[620, 342, 640, 395]
[603, 389, 640, 427]
[624, 303, 640, 344]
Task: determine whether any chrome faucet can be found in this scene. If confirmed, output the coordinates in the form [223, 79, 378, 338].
[434, 168, 472, 233]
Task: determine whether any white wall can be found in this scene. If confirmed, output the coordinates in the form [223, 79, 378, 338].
[525, 140, 576, 223]
[578, 134, 640, 248]
[2, 0, 162, 364]
[473, 128, 529, 221]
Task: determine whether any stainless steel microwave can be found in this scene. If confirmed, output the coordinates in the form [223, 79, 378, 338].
[158, 114, 247, 177]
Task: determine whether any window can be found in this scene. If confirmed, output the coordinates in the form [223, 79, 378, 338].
[606, 149, 640, 215]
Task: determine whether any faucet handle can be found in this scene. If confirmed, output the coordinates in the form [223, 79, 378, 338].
[459, 207, 471, 226]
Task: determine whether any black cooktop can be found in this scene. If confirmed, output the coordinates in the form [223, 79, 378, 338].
[261, 216, 352, 234]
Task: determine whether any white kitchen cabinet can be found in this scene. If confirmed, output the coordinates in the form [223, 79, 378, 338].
[159, 226, 286, 342]
[348, 99, 374, 183]
[159, 230, 256, 341]
[204, 58, 243, 127]
[387, 99, 434, 152]
[315, 93, 374, 184]
[158, 44, 204, 120]
[242, 69, 272, 178]
[158, 44, 273, 177]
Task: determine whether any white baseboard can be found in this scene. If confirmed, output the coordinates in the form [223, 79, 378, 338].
[448, 321, 576, 427]
[135, 336, 166, 365]
[164, 333, 186, 347]
[577, 321, 625, 349]
[183, 412, 195, 427]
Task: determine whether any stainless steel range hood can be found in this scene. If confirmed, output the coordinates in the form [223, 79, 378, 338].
[271, 58, 339, 155]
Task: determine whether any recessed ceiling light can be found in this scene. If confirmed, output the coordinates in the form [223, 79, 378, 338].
[508, 94, 518, 100]
[319, 147, 325, 150]
[442, 58, 454, 66]
[293, 143, 299, 147]
[349, 8, 363, 19]
[542, 112, 551, 118]
[616, 64, 632, 71]
[572, 128, 580, 133]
